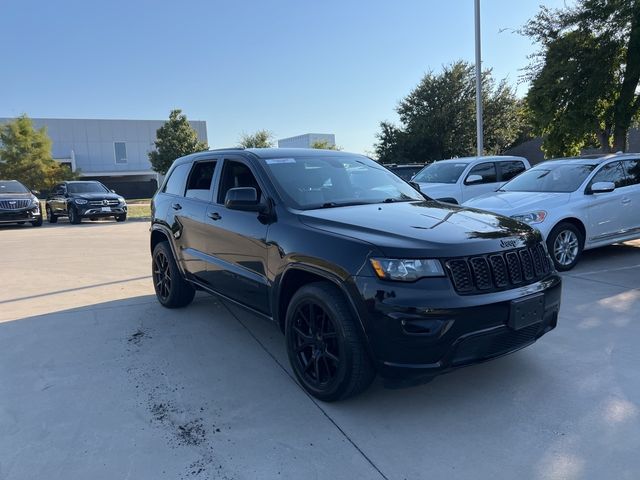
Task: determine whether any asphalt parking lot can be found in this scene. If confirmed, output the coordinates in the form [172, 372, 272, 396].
[1, 221, 639, 480]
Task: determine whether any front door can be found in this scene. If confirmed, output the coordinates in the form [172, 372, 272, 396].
[203, 157, 270, 314]
[461, 162, 500, 202]
[585, 161, 630, 242]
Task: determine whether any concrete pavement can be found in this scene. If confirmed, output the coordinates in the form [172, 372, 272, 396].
[1, 221, 639, 479]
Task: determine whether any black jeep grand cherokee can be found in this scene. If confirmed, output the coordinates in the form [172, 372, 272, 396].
[150, 148, 561, 401]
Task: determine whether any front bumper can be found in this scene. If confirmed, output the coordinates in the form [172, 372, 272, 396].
[77, 205, 127, 217]
[0, 207, 41, 224]
[349, 273, 562, 383]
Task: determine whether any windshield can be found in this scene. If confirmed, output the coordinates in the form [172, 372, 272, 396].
[67, 182, 109, 194]
[412, 162, 467, 184]
[262, 155, 424, 209]
[501, 163, 596, 193]
[0, 181, 29, 194]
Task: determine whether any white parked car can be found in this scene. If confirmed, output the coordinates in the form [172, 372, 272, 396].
[464, 153, 640, 270]
[412, 156, 530, 204]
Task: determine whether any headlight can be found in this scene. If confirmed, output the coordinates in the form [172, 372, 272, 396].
[117, 196, 126, 204]
[511, 211, 547, 225]
[370, 258, 445, 281]
[74, 198, 88, 205]
[31, 197, 40, 207]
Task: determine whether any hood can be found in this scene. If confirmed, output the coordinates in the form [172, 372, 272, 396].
[416, 182, 457, 199]
[298, 201, 538, 258]
[71, 192, 120, 201]
[0, 192, 33, 199]
[464, 191, 571, 215]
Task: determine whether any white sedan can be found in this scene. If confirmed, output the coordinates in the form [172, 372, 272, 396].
[412, 156, 530, 204]
[464, 154, 640, 270]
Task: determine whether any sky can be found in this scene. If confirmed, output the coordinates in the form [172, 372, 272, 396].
[2, 0, 567, 154]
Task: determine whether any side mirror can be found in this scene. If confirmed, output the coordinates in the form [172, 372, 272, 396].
[31, 189, 40, 196]
[466, 174, 483, 185]
[110, 189, 116, 193]
[409, 181, 421, 192]
[590, 181, 615, 194]
[225, 187, 262, 212]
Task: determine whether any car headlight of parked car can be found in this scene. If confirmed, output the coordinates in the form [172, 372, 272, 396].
[117, 196, 126, 204]
[370, 258, 445, 281]
[511, 211, 547, 225]
[74, 198, 88, 205]
[31, 196, 40, 207]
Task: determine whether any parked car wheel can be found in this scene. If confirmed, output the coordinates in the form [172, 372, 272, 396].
[285, 282, 375, 402]
[547, 222, 583, 271]
[152, 241, 195, 308]
[46, 205, 58, 223]
[31, 215, 43, 227]
[115, 214, 127, 222]
[68, 205, 81, 224]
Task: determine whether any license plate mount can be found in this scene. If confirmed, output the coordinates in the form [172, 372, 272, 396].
[101, 206, 111, 212]
[509, 294, 544, 330]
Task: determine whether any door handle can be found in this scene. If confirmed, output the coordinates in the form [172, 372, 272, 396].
[622, 198, 631, 205]
[171, 203, 182, 211]
[208, 212, 222, 221]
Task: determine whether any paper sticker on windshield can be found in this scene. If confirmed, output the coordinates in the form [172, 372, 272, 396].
[266, 158, 296, 164]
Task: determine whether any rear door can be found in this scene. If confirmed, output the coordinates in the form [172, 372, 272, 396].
[203, 157, 270, 314]
[461, 162, 499, 202]
[585, 161, 630, 242]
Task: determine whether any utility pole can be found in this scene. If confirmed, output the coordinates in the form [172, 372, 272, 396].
[474, 0, 484, 156]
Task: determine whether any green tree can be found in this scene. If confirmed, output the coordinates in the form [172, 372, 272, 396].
[237, 130, 275, 148]
[374, 61, 525, 164]
[0, 115, 76, 190]
[149, 109, 208, 174]
[523, 0, 640, 156]
[310, 140, 341, 150]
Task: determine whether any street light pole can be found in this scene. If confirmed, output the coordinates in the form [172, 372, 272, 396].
[474, 0, 484, 156]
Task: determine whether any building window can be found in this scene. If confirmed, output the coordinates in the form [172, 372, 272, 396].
[114, 142, 127, 164]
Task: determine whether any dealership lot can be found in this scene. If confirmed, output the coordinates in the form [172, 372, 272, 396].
[1, 222, 639, 480]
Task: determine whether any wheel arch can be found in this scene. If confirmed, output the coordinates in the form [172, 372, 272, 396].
[274, 266, 372, 352]
[551, 217, 586, 242]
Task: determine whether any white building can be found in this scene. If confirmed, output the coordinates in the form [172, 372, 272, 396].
[278, 133, 335, 149]
[0, 117, 207, 198]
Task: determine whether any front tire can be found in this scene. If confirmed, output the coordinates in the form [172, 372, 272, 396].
[152, 241, 195, 308]
[32, 215, 43, 227]
[68, 205, 82, 224]
[285, 282, 375, 402]
[115, 214, 127, 222]
[46, 205, 58, 223]
[547, 222, 583, 271]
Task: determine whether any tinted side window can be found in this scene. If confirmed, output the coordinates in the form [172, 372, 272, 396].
[622, 159, 640, 186]
[465, 163, 497, 184]
[590, 161, 627, 189]
[500, 161, 526, 181]
[218, 160, 262, 204]
[163, 163, 191, 196]
[185, 161, 216, 201]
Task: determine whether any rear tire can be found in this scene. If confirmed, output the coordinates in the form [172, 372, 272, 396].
[68, 205, 81, 224]
[46, 205, 58, 223]
[285, 282, 375, 402]
[152, 241, 195, 308]
[547, 222, 583, 271]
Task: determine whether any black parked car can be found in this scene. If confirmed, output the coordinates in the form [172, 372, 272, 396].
[0, 180, 43, 227]
[384, 163, 427, 181]
[45, 181, 127, 224]
[150, 148, 561, 401]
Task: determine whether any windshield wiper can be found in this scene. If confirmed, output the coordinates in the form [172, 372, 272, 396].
[319, 201, 370, 209]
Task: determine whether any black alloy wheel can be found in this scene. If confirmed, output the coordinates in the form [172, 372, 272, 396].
[290, 300, 342, 390]
[151, 241, 195, 308]
[285, 282, 375, 402]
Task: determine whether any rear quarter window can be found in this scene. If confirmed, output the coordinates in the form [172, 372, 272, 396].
[500, 161, 526, 181]
[163, 163, 191, 196]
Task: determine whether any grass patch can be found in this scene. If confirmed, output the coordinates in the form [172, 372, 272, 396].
[127, 204, 151, 218]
